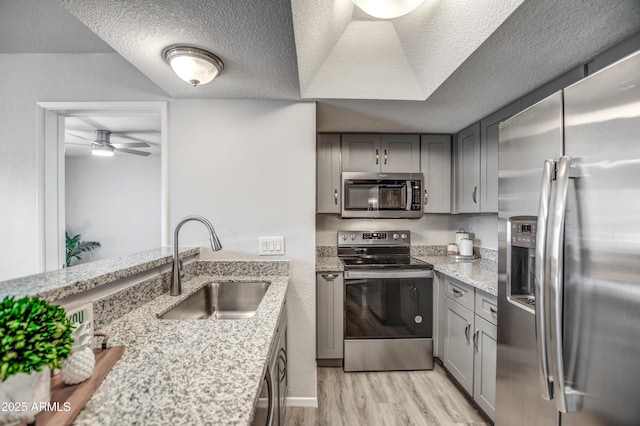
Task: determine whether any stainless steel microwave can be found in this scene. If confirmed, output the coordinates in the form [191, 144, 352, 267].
[341, 172, 424, 218]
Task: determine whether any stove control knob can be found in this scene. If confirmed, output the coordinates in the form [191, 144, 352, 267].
[350, 234, 356, 240]
[342, 234, 348, 241]
[393, 233, 399, 240]
[401, 233, 408, 240]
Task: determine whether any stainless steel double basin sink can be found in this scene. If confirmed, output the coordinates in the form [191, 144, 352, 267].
[159, 281, 270, 320]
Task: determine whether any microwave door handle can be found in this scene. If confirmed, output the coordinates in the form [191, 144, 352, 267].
[405, 180, 411, 210]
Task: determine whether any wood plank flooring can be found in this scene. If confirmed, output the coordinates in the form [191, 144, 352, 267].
[285, 364, 490, 426]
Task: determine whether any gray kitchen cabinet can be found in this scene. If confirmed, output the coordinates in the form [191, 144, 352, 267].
[439, 273, 498, 421]
[473, 315, 497, 421]
[420, 134, 451, 213]
[479, 101, 520, 213]
[342, 134, 419, 173]
[454, 123, 481, 213]
[443, 296, 475, 395]
[317, 134, 342, 213]
[316, 272, 344, 365]
[380, 134, 420, 172]
[341, 134, 381, 172]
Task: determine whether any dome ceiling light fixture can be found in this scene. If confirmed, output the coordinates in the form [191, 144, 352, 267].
[162, 45, 224, 87]
[352, 0, 425, 19]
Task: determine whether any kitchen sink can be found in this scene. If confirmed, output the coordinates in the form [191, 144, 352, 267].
[158, 281, 270, 320]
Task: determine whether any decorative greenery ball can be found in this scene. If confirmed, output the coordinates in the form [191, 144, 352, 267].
[0, 296, 75, 381]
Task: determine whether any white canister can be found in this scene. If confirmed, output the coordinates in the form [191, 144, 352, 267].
[459, 238, 474, 256]
[455, 228, 470, 246]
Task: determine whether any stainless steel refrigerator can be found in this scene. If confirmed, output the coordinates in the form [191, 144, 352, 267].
[496, 50, 640, 425]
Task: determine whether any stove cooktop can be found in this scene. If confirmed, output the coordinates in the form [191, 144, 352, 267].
[340, 256, 433, 270]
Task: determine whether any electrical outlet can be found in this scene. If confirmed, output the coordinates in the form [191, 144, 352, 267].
[259, 236, 285, 255]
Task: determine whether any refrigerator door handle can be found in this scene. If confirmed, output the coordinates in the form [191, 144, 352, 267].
[535, 159, 555, 401]
[548, 155, 581, 413]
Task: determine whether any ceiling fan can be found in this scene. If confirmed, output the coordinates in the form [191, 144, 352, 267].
[66, 129, 152, 157]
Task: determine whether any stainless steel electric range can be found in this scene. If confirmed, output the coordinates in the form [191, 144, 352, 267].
[338, 230, 434, 372]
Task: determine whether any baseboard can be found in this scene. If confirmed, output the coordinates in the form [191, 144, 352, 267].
[286, 397, 318, 408]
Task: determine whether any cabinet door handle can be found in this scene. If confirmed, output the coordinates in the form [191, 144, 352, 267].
[465, 323, 471, 344]
[424, 189, 429, 204]
[473, 329, 479, 351]
[472, 186, 478, 204]
[452, 287, 464, 297]
[489, 306, 497, 315]
[376, 149, 379, 165]
[384, 149, 388, 165]
[334, 189, 338, 205]
[322, 273, 339, 280]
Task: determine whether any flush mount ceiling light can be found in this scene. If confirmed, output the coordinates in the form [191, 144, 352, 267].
[162, 46, 224, 87]
[352, 0, 425, 19]
[91, 144, 114, 157]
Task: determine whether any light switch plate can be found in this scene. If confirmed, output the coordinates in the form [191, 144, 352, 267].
[259, 236, 285, 255]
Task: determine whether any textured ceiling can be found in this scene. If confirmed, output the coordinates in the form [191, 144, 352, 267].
[0, 0, 113, 53]
[60, 0, 301, 100]
[3, 0, 639, 132]
[292, 0, 525, 100]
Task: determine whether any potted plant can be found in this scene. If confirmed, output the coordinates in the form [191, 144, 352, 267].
[66, 232, 101, 267]
[0, 296, 75, 424]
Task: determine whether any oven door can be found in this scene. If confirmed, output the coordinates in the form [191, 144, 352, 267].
[344, 270, 433, 340]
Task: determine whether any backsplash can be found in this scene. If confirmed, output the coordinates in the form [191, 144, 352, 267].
[317, 244, 498, 262]
[92, 272, 170, 329]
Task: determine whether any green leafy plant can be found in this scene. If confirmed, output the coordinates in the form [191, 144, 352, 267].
[66, 232, 101, 267]
[0, 296, 75, 381]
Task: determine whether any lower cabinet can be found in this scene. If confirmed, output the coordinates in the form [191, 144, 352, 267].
[441, 274, 497, 421]
[253, 304, 287, 426]
[316, 272, 344, 365]
[473, 315, 497, 420]
[443, 297, 475, 393]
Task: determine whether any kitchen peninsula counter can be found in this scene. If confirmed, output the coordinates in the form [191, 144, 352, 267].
[0, 247, 200, 301]
[72, 260, 290, 425]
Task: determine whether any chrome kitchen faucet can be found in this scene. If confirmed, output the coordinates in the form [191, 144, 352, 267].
[171, 215, 222, 296]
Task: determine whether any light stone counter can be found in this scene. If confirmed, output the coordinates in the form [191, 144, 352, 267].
[0, 247, 199, 300]
[73, 262, 290, 426]
[417, 255, 498, 296]
[315, 252, 497, 296]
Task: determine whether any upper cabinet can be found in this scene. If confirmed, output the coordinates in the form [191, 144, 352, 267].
[421, 135, 451, 213]
[342, 134, 420, 173]
[455, 123, 481, 213]
[317, 134, 341, 214]
[479, 100, 520, 213]
[454, 101, 520, 214]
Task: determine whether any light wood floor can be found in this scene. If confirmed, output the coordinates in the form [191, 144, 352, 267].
[285, 364, 490, 426]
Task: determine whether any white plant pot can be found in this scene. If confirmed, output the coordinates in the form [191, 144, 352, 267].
[0, 366, 51, 425]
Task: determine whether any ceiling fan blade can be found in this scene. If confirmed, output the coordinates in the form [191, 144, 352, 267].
[116, 148, 151, 157]
[109, 134, 156, 144]
[110, 142, 151, 148]
[65, 141, 91, 146]
[67, 132, 99, 143]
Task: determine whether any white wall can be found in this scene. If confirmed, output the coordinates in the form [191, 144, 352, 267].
[467, 214, 498, 250]
[316, 214, 468, 246]
[0, 53, 166, 281]
[65, 155, 161, 263]
[169, 100, 317, 400]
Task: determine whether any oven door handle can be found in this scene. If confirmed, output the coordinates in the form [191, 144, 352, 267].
[345, 269, 433, 280]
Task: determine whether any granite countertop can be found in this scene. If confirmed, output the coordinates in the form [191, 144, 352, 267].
[416, 256, 497, 296]
[73, 268, 289, 426]
[316, 255, 497, 296]
[0, 247, 199, 301]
